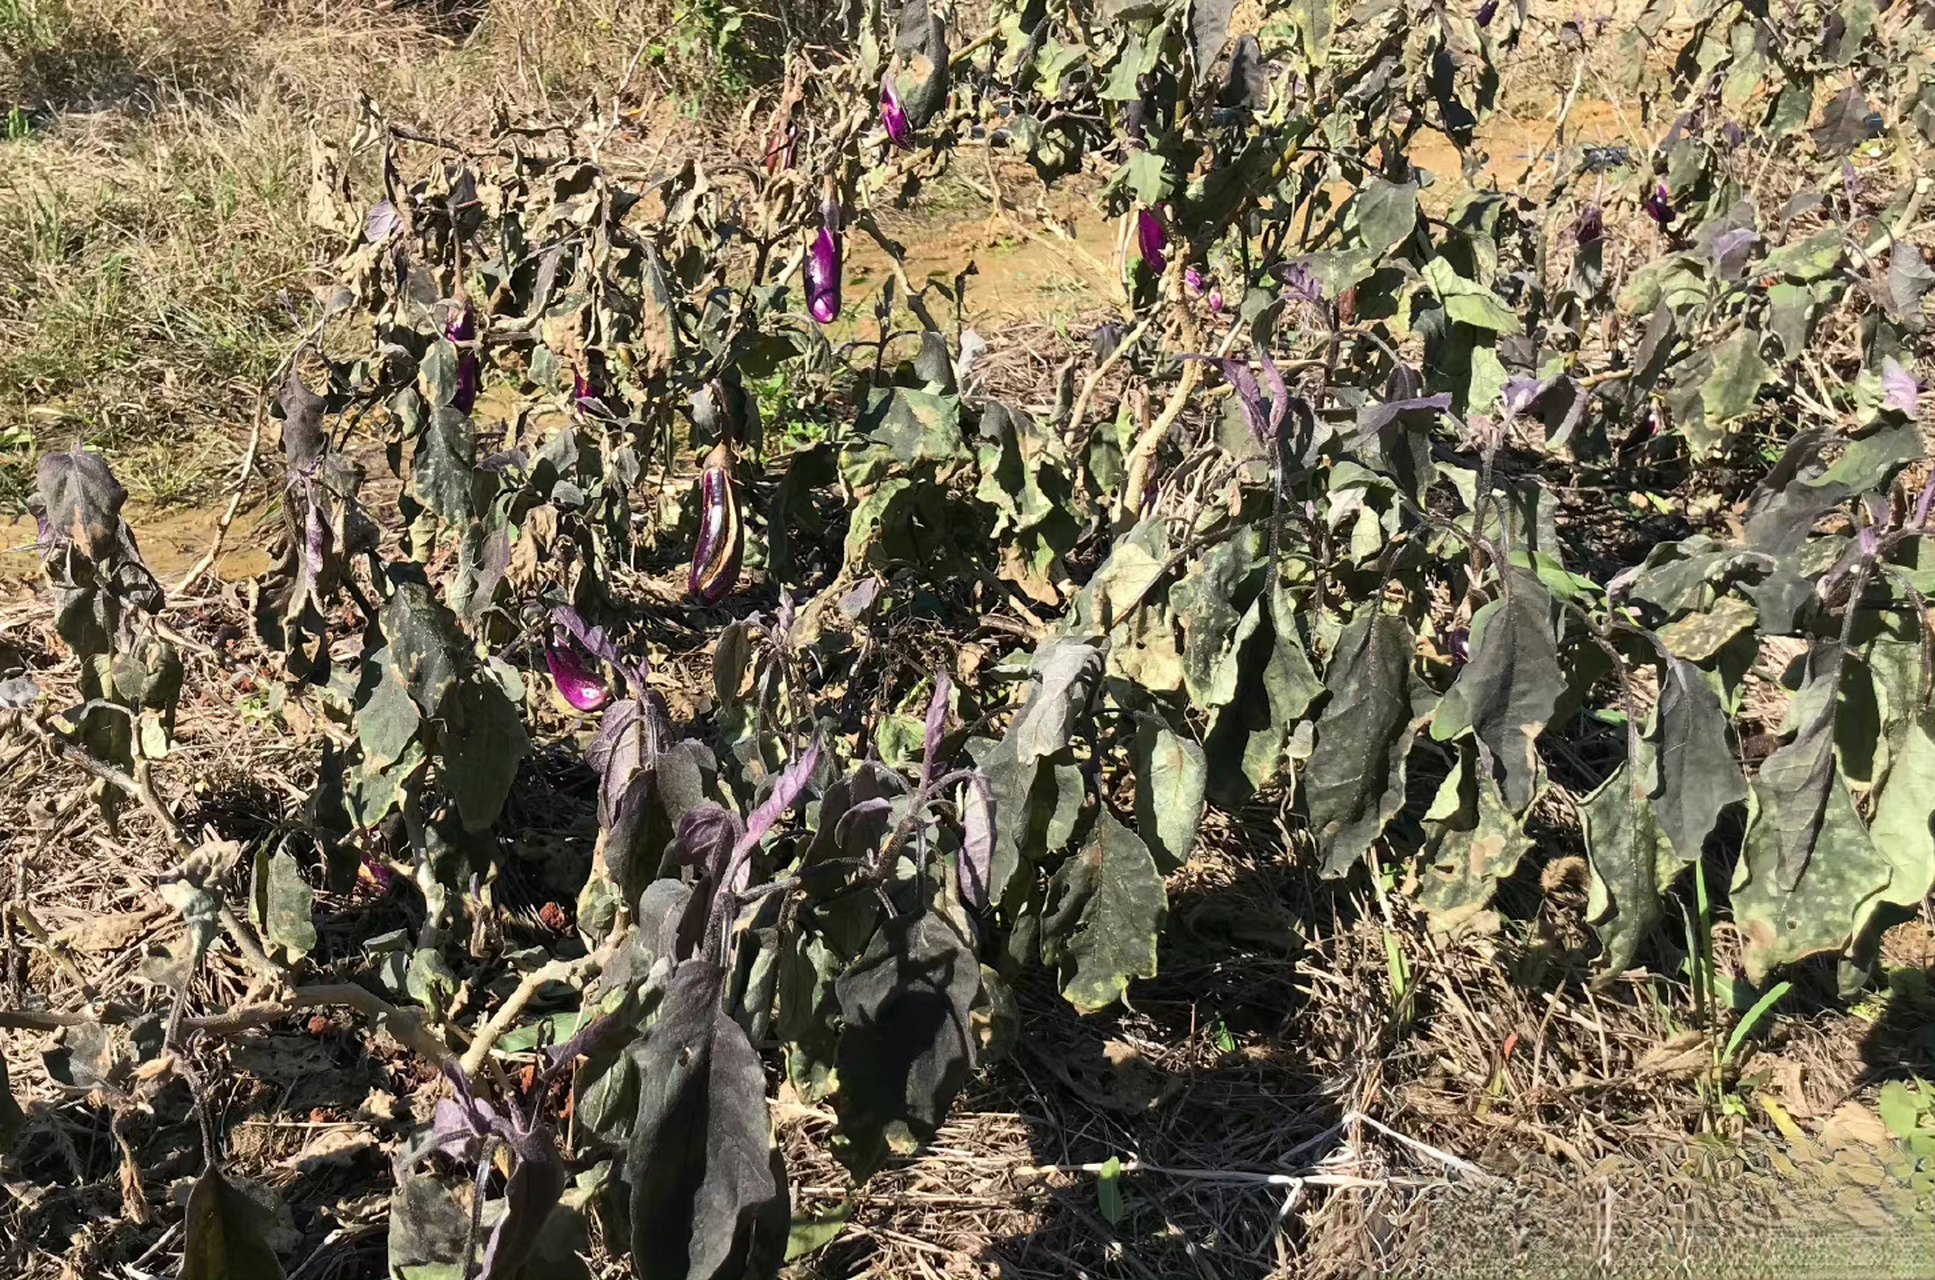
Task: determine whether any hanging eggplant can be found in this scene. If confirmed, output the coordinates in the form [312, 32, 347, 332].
[689, 442, 743, 603]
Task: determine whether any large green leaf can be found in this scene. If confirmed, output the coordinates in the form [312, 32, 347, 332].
[1420, 257, 1521, 333]
[1582, 755, 1685, 977]
[1202, 585, 1320, 803]
[1431, 573, 1563, 812]
[1040, 810, 1165, 1012]
[1132, 722, 1206, 871]
[1859, 709, 1935, 956]
[181, 1167, 288, 1280]
[1647, 658, 1747, 860]
[1699, 329, 1769, 430]
[1171, 532, 1260, 708]
[833, 906, 981, 1177]
[1356, 177, 1419, 258]
[627, 961, 788, 1280]
[413, 405, 476, 522]
[358, 653, 421, 770]
[1305, 613, 1421, 876]
[439, 677, 530, 832]
[381, 582, 465, 716]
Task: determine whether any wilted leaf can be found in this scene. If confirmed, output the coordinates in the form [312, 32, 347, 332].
[1431, 572, 1563, 812]
[1418, 747, 1534, 938]
[1852, 709, 1935, 958]
[1700, 329, 1770, 430]
[413, 406, 476, 522]
[627, 961, 788, 1280]
[1648, 658, 1747, 861]
[1357, 178, 1420, 257]
[1202, 585, 1320, 802]
[833, 906, 981, 1177]
[180, 1167, 288, 1280]
[250, 844, 316, 963]
[358, 655, 421, 770]
[1732, 762, 1889, 984]
[1040, 810, 1165, 1012]
[439, 678, 530, 833]
[1420, 257, 1522, 333]
[1305, 613, 1421, 876]
[1010, 640, 1102, 770]
[382, 582, 465, 716]
[1132, 723, 1206, 871]
[1582, 755, 1685, 977]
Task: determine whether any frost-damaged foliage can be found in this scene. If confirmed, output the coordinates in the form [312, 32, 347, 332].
[27, 450, 179, 827]
[18, 0, 1935, 1273]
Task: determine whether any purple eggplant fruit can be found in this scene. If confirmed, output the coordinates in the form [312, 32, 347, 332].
[546, 639, 611, 712]
[446, 304, 479, 414]
[1137, 208, 1167, 274]
[1185, 265, 1204, 296]
[881, 76, 914, 149]
[1475, 0, 1498, 27]
[1643, 182, 1676, 227]
[1575, 202, 1604, 245]
[690, 442, 743, 603]
[806, 196, 843, 324]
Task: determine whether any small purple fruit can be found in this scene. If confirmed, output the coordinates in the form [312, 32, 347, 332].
[1137, 208, 1167, 274]
[805, 195, 843, 324]
[1643, 182, 1676, 227]
[881, 76, 914, 150]
[1185, 265, 1205, 297]
[1207, 288, 1224, 315]
[1475, 0, 1498, 26]
[545, 639, 610, 712]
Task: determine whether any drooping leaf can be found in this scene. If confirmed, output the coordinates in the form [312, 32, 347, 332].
[833, 906, 981, 1177]
[1010, 640, 1102, 771]
[1582, 754, 1685, 977]
[1732, 761, 1889, 984]
[1305, 613, 1422, 876]
[382, 581, 465, 716]
[626, 961, 788, 1280]
[358, 654, 421, 770]
[439, 677, 530, 833]
[1648, 658, 1747, 860]
[1040, 810, 1165, 1012]
[1859, 709, 1935, 957]
[1431, 571, 1563, 812]
[1698, 328, 1769, 433]
[413, 406, 476, 522]
[180, 1167, 288, 1280]
[1171, 532, 1260, 708]
[1754, 648, 1844, 891]
[1132, 722, 1206, 871]
[1201, 585, 1320, 802]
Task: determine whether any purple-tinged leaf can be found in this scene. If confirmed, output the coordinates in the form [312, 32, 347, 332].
[1281, 262, 1323, 303]
[1883, 357, 1919, 417]
[475, 1140, 567, 1280]
[672, 804, 746, 887]
[921, 673, 953, 788]
[959, 774, 995, 910]
[718, 740, 824, 897]
[365, 200, 401, 242]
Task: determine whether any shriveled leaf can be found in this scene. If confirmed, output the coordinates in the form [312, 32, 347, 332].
[181, 1167, 288, 1280]
[1418, 747, 1535, 938]
[627, 961, 788, 1280]
[1133, 723, 1206, 871]
[1732, 763, 1888, 984]
[1861, 710, 1935, 957]
[1648, 658, 1747, 861]
[1040, 810, 1165, 1012]
[1305, 613, 1421, 875]
[834, 907, 981, 1177]
[1431, 572, 1562, 812]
